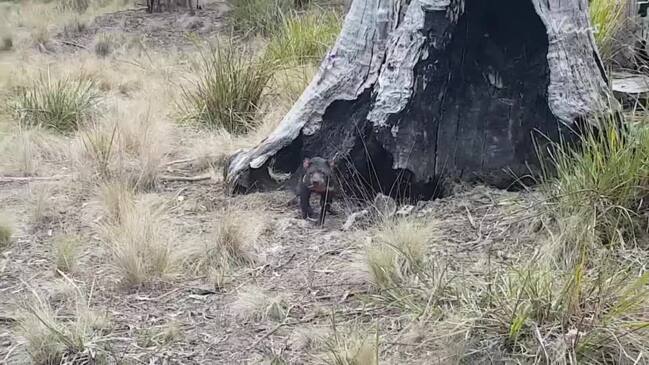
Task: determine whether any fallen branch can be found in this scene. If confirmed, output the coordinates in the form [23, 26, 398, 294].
[159, 174, 212, 182]
[247, 321, 287, 350]
[58, 40, 87, 50]
[0, 315, 17, 323]
[165, 158, 197, 167]
[0, 175, 68, 183]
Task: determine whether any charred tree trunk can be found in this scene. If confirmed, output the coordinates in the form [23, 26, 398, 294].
[225, 0, 617, 202]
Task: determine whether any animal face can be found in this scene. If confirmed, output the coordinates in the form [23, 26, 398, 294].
[303, 157, 334, 192]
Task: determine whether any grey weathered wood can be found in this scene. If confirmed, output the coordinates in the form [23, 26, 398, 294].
[225, 0, 618, 198]
[612, 73, 649, 94]
[227, 0, 396, 189]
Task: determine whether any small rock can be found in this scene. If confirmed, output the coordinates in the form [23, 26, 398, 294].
[415, 200, 438, 216]
[373, 193, 397, 217]
[342, 209, 370, 231]
[396, 205, 415, 216]
[296, 219, 313, 229]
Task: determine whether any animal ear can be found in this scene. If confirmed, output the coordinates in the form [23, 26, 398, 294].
[303, 158, 311, 169]
[329, 159, 336, 169]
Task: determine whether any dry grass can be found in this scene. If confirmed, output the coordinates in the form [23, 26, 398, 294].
[0, 127, 69, 176]
[53, 234, 81, 273]
[18, 284, 112, 365]
[0, 213, 13, 250]
[29, 184, 56, 225]
[7, 1, 649, 363]
[231, 285, 289, 322]
[62, 16, 87, 37]
[73, 101, 172, 189]
[230, 0, 294, 36]
[99, 194, 178, 286]
[270, 63, 317, 107]
[77, 120, 118, 182]
[179, 114, 285, 174]
[57, 0, 90, 14]
[187, 209, 266, 287]
[96, 180, 135, 224]
[210, 212, 262, 266]
[19, 294, 64, 364]
[31, 25, 51, 47]
[94, 33, 113, 58]
[110, 105, 171, 189]
[319, 324, 379, 365]
[3, 0, 129, 49]
[366, 217, 434, 289]
[136, 321, 183, 348]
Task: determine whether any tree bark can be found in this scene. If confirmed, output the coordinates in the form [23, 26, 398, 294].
[224, 0, 617, 201]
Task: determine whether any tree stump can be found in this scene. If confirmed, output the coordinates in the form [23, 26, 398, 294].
[224, 0, 618, 201]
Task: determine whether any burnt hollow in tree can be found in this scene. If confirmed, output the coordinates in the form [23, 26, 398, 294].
[232, 0, 583, 202]
[378, 0, 561, 191]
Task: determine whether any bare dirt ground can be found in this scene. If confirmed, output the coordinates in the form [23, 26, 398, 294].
[0, 3, 546, 364]
[56, 1, 229, 51]
[0, 175, 542, 363]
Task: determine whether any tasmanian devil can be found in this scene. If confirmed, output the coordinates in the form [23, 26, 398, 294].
[297, 157, 337, 225]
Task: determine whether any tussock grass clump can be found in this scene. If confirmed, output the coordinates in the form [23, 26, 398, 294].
[346, 114, 649, 362]
[589, 0, 630, 63]
[366, 218, 433, 289]
[211, 214, 260, 266]
[448, 257, 649, 363]
[188, 211, 264, 288]
[31, 25, 50, 46]
[97, 180, 135, 224]
[543, 116, 649, 264]
[0, 128, 68, 176]
[12, 73, 100, 133]
[29, 184, 56, 226]
[320, 325, 379, 365]
[180, 41, 275, 134]
[62, 16, 87, 36]
[19, 286, 111, 365]
[420, 113, 649, 362]
[0, 213, 13, 250]
[230, 0, 293, 36]
[113, 108, 170, 189]
[100, 195, 177, 286]
[20, 294, 63, 365]
[136, 321, 183, 348]
[363, 217, 456, 316]
[54, 235, 80, 273]
[231, 285, 289, 321]
[75, 107, 170, 189]
[57, 0, 89, 13]
[94, 34, 113, 58]
[78, 121, 117, 181]
[268, 10, 341, 65]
